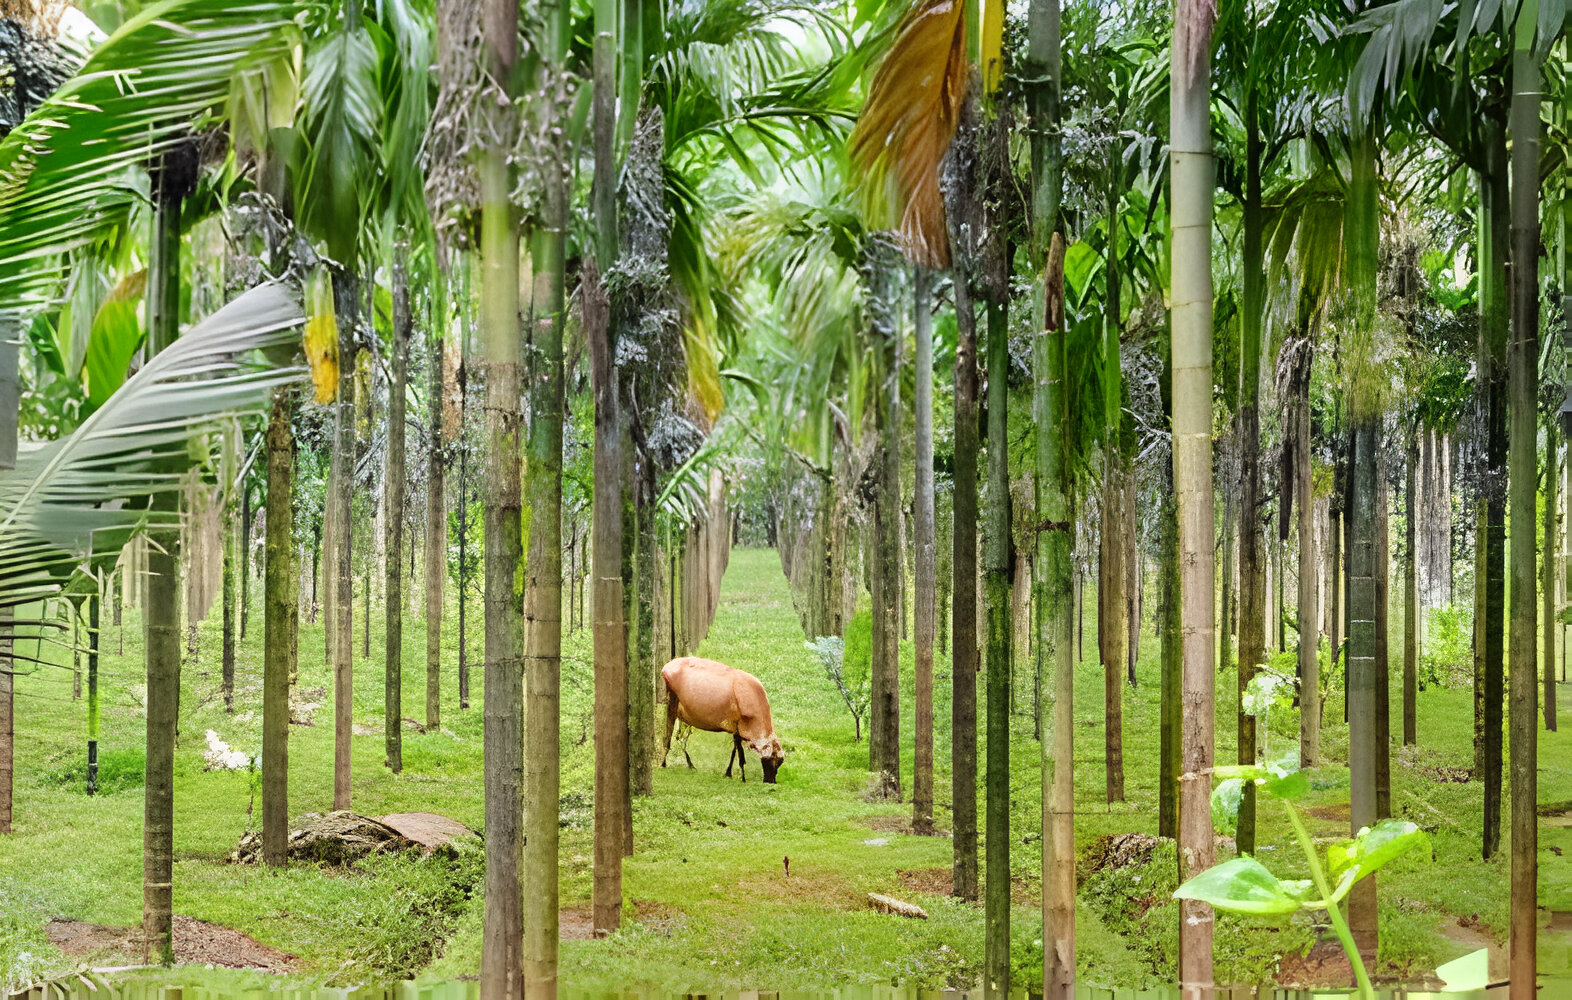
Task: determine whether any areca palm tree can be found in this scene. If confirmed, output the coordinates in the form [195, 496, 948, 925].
[1170, 0, 1217, 987]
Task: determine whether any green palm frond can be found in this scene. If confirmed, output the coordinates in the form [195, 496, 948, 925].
[300, 16, 381, 263]
[0, 282, 305, 612]
[0, 0, 300, 314]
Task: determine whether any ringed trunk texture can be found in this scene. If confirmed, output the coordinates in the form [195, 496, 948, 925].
[1294, 343, 1320, 765]
[332, 272, 358, 812]
[982, 298, 1011, 999]
[950, 256, 980, 903]
[262, 388, 295, 867]
[1507, 24, 1539, 992]
[1099, 461, 1126, 804]
[478, 0, 524, 988]
[1170, 9, 1216, 987]
[425, 284, 446, 731]
[524, 107, 567, 996]
[384, 259, 409, 775]
[913, 266, 936, 834]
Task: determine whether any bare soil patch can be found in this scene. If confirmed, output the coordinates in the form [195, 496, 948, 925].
[896, 867, 952, 897]
[1304, 802, 1351, 824]
[559, 900, 688, 941]
[860, 814, 913, 834]
[46, 916, 296, 972]
[1275, 936, 1355, 988]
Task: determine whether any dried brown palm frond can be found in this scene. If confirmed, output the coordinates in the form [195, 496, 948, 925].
[849, 0, 967, 270]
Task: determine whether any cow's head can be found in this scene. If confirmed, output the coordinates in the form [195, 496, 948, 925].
[750, 735, 785, 784]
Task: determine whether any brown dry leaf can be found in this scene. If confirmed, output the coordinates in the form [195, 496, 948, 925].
[849, 0, 968, 269]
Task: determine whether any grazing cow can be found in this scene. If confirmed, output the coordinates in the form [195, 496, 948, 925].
[661, 656, 785, 783]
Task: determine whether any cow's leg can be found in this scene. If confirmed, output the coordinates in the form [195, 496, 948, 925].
[662, 686, 680, 768]
[732, 733, 746, 782]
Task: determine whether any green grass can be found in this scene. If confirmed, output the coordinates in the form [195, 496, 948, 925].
[2, 547, 1567, 991]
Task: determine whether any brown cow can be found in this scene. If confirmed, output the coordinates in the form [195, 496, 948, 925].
[661, 656, 785, 783]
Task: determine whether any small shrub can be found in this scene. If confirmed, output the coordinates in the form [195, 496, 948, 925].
[44, 747, 144, 795]
[1419, 604, 1472, 689]
[811, 619, 870, 741]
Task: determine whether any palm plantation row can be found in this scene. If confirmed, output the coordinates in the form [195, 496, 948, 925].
[0, 0, 1569, 995]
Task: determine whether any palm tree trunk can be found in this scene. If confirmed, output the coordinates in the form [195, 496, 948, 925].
[1405, 433, 1418, 745]
[951, 252, 980, 904]
[332, 271, 358, 812]
[222, 491, 237, 713]
[1507, 15, 1541, 989]
[1479, 142, 1509, 860]
[1171, 5, 1216, 985]
[457, 346, 471, 711]
[479, 0, 524, 990]
[385, 258, 409, 774]
[1546, 425, 1558, 732]
[524, 16, 568, 977]
[142, 148, 189, 966]
[240, 485, 252, 640]
[1158, 464, 1179, 838]
[1219, 440, 1235, 673]
[87, 581, 101, 794]
[425, 262, 447, 731]
[0, 606, 11, 833]
[1029, 4, 1071, 969]
[263, 387, 294, 867]
[1235, 88, 1264, 854]
[869, 239, 902, 799]
[1099, 468, 1126, 804]
[983, 293, 1012, 1000]
[1295, 341, 1320, 765]
[589, 0, 627, 936]
[913, 265, 936, 835]
[1345, 125, 1380, 962]
[1375, 443, 1391, 818]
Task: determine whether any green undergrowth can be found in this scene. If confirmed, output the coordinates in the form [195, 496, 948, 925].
[2, 548, 1567, 992]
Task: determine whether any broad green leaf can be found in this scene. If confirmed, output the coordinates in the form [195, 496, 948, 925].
[1436, 947, 1490, 991]
[1212, 778, 1244, 837]
[1327, 818, 1428, 890]
[1173, 856, 1303, 917]
[82, 297, 144, 413]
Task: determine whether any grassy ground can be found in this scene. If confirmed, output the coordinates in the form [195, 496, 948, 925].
[2, 547, 1568, 992]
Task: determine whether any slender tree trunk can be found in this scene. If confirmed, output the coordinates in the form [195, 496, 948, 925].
[385, 258, 409, 774]
[1158, 463, 1180, 839]
[426, 267, 446, 731]
[458, 354, 471, 711]
[1219, 440, 1235, 673]
[142, 148, 191, 966]
[1171, 9, 1216, 986]
[983, 293, 1012, 1000]
[1507, 19, 1540, 991]
[1100, 467, 1125, 804]
[331, 270, 359, 811]
[868, 238, 902, 799]
[240, 484, 251, 640]
[1375, 442, 1391, 818]
[479, 0, 524, 989]
[1405, 433, 1418, 745]
[950, 252, 980, 903]
[87, 581, 100, 794]
[0, 606, 11, 833]
[263, 388, 294, 867]
[222, 491, 237, 713]
[524, 2, 568, 978]
[1345, 126, 1380, 964]
[1480, 144, 1509, 860]
[1234, 90, 1264, 854]
[913, 266, 936, 834]
[588, 0, 627, 936]
[1545, 425, 1558, 732]
[1295, 341, 1320, 765]
[1029, 12, 1071, 972]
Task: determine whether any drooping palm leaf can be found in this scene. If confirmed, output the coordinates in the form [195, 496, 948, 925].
[848, 0, 966, 269]
[0, 281, 306, 612]
[0, 0, 300, 314]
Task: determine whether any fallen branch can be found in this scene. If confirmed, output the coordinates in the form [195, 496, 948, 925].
[867, 893, 928, 919]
